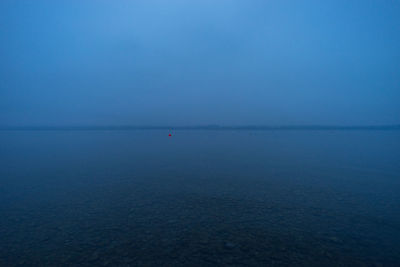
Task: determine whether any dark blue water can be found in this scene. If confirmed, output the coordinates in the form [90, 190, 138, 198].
[1, 130, 399, 266]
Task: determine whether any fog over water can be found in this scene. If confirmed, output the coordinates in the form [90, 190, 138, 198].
[1, 1, 400, 266]
[1, 1, 399, 126]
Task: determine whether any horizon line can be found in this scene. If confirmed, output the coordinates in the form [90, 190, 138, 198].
[1, 124, 399, 131]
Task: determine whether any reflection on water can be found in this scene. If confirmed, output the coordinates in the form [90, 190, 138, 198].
[0, 130, 399, 266]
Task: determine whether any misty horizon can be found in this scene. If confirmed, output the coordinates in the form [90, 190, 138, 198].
[1, 2, 400, 265]
[1, 1, 399, 126]
[1, 123, 399, 131]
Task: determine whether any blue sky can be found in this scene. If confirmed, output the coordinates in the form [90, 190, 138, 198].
[1, 0, 399, 126]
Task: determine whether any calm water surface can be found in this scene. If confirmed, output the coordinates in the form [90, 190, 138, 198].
[0, 130, 399, 266]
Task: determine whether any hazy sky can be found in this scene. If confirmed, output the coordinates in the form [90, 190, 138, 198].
[1, 0, 399, 126]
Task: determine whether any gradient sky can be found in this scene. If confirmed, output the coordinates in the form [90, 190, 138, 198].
[1, 0, 399, 126]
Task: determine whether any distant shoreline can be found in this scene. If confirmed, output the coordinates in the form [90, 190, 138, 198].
[1, 125, 399, 131]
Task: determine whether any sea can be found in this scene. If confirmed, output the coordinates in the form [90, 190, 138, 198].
[0, 129, 399, 266]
